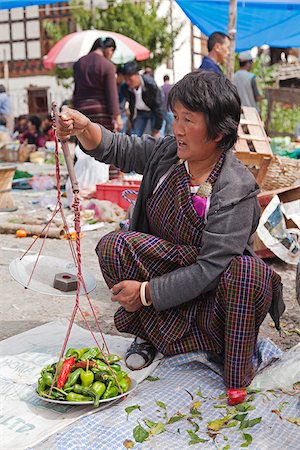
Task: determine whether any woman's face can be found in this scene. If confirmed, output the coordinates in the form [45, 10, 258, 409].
[172, 101, 221, 163]
[104, 47, 115, 60]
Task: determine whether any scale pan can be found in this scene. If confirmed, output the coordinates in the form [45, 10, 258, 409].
[9, 254, 96, 296]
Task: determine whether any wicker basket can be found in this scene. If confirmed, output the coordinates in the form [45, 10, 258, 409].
[0, 143, 36, 163]
[0, 163, 17, 211]
[260, 155, 300, 191]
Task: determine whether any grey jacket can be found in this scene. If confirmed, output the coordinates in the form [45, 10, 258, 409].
[82, 127, 266, 312]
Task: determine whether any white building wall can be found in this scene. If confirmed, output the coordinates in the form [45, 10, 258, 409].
[154, 0, 202, 86]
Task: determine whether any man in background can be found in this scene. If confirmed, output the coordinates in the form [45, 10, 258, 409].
[199, 31, 230, 74]
[233, 51, 263, 112]
[120, 61, 163, 137]
[160, 74, 174, 136]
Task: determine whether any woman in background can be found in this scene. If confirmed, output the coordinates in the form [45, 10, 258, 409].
[73, 37, 122, 132]
[20, 116, 46, 148]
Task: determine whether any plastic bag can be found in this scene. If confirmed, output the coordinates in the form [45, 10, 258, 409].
[66, 145, 109, 205]
[250, 343, 300, 390]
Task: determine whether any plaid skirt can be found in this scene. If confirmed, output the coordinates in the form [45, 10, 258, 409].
[97, 231, 281, 388]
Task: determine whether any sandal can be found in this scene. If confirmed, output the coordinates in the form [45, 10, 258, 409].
[125, 337, 157, 370]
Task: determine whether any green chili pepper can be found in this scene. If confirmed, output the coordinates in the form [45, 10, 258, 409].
[42, 364, 55, 373]
[106, 354, 121, 363]
[102, 384, 119, 399]
[110, 363, 121, 373]
[66, 347, 90, 360]
[64, 368, 83, 389]
[118, 377, 130, 393]
[66, 392, 92, 402]
[41, 370, 54, 387]
[113, 369, 129, 382]
[37, 378, 47, 396]
[94, 372, 110, 382]
[92, 381, 106, 398]
[94, 360, 109, 372]
[80, 369, 94, 387]
[73, 384, 100, 407]
[81, 348, 100, 360]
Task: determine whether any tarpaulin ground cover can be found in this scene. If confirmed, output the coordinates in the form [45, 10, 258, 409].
[37, 341, 300, 450]
[1, 320, 299, 449]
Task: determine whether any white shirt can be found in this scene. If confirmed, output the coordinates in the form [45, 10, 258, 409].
[134, 85, 151, 112]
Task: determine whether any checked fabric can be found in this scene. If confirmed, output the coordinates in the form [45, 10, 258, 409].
[97, 159, 281, 388]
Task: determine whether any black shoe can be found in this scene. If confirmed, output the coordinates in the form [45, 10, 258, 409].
[125, 337, 157, 370]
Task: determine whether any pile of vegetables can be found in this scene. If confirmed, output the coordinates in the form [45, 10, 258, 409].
[37, 347, 131, 407]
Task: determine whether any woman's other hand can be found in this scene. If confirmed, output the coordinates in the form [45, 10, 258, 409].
[114, 114, 123, 132]
[152, 129, 161, 139]
[111, 280, 142, 312]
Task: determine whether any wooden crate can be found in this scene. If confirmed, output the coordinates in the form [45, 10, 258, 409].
[234, 106, 273, 186]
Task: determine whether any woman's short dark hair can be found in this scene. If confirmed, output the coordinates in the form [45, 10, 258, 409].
[90, 37, 116, 52]
[168, 70, 241, 151]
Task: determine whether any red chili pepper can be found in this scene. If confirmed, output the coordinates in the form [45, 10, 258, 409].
[226, 388, 247, 406]
[57, 357, 75, 389]
[74, 360, 95, 370]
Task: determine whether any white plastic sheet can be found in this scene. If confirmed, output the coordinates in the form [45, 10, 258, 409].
[0, 320, 161, 449]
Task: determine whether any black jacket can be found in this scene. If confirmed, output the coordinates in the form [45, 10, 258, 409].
[120, 75, 164, 131]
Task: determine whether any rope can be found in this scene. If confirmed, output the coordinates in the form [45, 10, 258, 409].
[22, 102, 123, 394]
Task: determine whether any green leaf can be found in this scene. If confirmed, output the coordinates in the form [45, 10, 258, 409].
[133, 424, 149, 443]
[125, 405, 141, 419]
[233, 413, 248, 422]
[145, 375, 160, 382]
[224, 421, 239, 428]
[223, 446, 231, 450]
[279, 401, 288, 412]
[156, 400, 167, 410]
[235, 403, 256, 412]
[144, 419, 157, 429]
[240, 417, 262, 429]
[214, 404, 228, 409]
[187, 430, 208, 445]
[241, 432, 253, 447]
[190, 409, 202, 419]
[286, 417, 300, 426]
[246, 388, 261, 394]
[149, 422, 166, 436]
[187, 418, 200, 432]
[208, 416, 232, 431]
[196, 389, 206, 398]
[167, 413, 186, 424]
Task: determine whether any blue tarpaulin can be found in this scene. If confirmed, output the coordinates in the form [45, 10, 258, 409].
[176, 0, 300, 50]
[0, 0, 69, 9]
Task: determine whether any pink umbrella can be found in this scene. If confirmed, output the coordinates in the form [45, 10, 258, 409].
[43, 29, 150, 69]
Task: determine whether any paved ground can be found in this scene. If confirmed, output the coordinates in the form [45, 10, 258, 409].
[0, 162, 299, 351]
